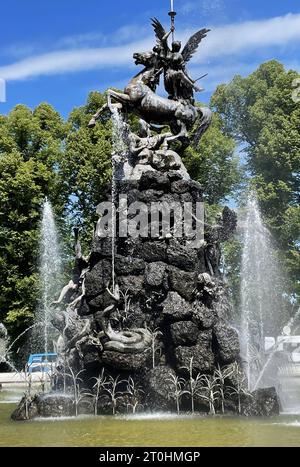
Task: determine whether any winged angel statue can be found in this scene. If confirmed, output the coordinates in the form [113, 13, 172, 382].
[89, 18, 212, 147]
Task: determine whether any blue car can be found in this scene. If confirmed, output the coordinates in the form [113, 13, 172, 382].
[27, 353, 57, 373]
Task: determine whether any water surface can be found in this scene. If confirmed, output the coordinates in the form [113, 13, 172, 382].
[1, 388, 300, 447]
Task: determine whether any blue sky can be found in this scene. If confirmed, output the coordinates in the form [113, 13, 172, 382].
[0, 0, 300, 117]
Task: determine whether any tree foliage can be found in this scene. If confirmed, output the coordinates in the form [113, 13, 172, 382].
[0, 103, 66, 338]
[183, 112, 242, 204]
[60, 92, 112, 235]
[212, 60, 300, 298]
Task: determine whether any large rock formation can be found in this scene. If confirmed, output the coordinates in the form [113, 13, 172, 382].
[35, 162, 247, 418]
[81, 171, 238, 371]
[242, 387, 280, 417]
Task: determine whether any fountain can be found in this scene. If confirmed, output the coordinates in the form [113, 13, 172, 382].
[11, 7, 280, 420]
[0, 201, 62, 392]
[240, 193, 286, 390]
[0, 324, 8, 369]
[240, 192, 300, 412]
[0, 322, 34, 378]
[110, 107, 129, 294]
[36, 199, 62, 356]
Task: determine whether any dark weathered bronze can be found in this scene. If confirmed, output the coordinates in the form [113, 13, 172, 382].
[89, 16, 212, 148]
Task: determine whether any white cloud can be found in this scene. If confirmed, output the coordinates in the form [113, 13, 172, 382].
[2, 44, 38, 60]
[192, 13, 300, 64]
[0, 39, 152, 81]
[1, 13, 300, 82]
[180, 1, 199, 14]
[180, 0, 225, 17]
[56, 32, 107, 49]
[190, 62, 260, 93]
[55, 24, 149, 49]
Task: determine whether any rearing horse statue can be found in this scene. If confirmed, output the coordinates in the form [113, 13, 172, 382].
[88, 17, 212, 147]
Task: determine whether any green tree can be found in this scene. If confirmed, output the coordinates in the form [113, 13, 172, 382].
[183, 112, 242, 204]
[212, 60, 300, 298]
[0, 104, 66, 343]
[60, 92, 112, 243]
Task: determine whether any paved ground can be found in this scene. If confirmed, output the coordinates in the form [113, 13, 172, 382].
[0, 372, 49, 385]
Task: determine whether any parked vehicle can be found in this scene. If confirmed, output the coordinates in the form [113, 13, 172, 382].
[27, 353, 57, 373]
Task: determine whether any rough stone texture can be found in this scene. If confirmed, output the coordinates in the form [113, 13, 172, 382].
[77, 298, 91, 317]
[139, 171, 170, 192]
[213, 322, 240, 363]
[159, 192, 181, 205]
[114, 255, 146, 276]
[123, 162, 156, 180]
[166, 240, 198, 272]
[97, 392, 143, 415]
[101, 350, 149, 371]
[121, 150, 191, 182]
[175, 331, 214, 374]
[138, 189, 164, 203]
[217, 207, 238, 243]
[162, 291, 193, 321]
[150, 150, 190, 180]
[90, 237, 110, 258]
[118, 275, 145, 297]
[168, 267, 197, 300]
[36, 394, 75, 417]
[144, 367, 175, 411]
[81, 343, 102, 368]
[167, 171, 183, 183]
[170, 321, 199, 346]
[243, 388, 280, 417]
[11, 394, 75, 420]
[205, 207, 237, 245]
[77, 398, 94, 415]
[11, 396, 39, 421]
[135, 241, 168, 263]
[197, 273, 216, 296]
[85, 259, 112, 298]
[88, 290, 117, 310]
[171, 179, 202, 197]
[145, 262, 167, 287]
[191, 303, 215, 329]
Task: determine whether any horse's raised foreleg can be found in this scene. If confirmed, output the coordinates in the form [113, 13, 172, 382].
[88, 89, 131, 127]
[88, 103, 108, 128]
[107, 89, 130, 111]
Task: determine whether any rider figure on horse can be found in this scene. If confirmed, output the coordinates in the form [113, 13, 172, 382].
[88, 17, 212, 148]
[155, 26, 203, 102]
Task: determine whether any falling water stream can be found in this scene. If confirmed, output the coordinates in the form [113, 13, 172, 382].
[0, 324, 9, 368]
[240, 194, 286, 390]
[37, 200, 62, 355]
[240, 193, 300, 412]
[110, 107, 128, 293]
[1, 201, 62, 371]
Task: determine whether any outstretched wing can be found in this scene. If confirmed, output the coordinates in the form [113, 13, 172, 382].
[182, 28, 210, 63]
[151, 17, 167, 45]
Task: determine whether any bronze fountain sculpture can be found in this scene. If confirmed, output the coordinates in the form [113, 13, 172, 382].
[11, 6, 280, 420]
[88, 16, 212, 149]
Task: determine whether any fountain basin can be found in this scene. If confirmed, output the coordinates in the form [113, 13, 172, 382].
[11, 393, 76, 421]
